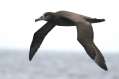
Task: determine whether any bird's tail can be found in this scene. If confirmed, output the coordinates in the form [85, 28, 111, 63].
[86, 18, 105, 23]
[80, 15, 105, 23]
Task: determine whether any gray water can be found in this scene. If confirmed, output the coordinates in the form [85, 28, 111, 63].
[0, 50, 119, 79]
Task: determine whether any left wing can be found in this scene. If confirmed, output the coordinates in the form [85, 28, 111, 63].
[29, 22, 55, 61]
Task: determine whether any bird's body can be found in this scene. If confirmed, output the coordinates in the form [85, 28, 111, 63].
[30, 11, 107, 71]
[56, 11, 87, 24]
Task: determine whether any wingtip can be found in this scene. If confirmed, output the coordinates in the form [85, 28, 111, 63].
[29, 56, 33, 61]
[29, 49, 35, 61]
[94, 56, 108, 71]
[29, 47, 39, 61]
[96, 61, 108, 71]
[101, 63, 108, 71]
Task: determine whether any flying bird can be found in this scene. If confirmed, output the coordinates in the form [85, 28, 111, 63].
[29, 11, 108, 71]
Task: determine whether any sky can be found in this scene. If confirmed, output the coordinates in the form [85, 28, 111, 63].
[0, 0, 119, 53]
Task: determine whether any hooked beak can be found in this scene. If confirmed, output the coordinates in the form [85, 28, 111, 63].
[35, 16, 44, 22]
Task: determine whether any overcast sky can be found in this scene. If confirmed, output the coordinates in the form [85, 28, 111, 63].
[0, 0, 119, 53]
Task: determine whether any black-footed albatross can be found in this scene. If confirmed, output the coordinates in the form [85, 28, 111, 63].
[29, 11, 108, 71]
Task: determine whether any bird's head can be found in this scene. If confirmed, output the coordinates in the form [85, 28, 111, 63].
[35, 12, 55, 22]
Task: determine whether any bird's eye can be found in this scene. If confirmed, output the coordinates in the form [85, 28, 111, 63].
[44, 13, 49, 17]
[43, 14, 51, 20]
[43, 12, 53, 20]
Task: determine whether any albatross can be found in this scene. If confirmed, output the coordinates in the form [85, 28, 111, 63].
[29, 11, 108, 71]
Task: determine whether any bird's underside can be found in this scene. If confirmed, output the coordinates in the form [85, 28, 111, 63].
[29, 11, 107, 71]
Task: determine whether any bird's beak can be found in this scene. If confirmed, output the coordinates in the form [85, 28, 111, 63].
[35, 16, 44, 22]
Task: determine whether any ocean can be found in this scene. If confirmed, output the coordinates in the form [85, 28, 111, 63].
[0, 50, 119, 79]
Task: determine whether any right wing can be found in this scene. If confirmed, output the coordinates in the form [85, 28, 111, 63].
[76, 22, 108, 71]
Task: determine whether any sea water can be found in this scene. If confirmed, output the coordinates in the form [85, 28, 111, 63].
[0, 50, 119, 79]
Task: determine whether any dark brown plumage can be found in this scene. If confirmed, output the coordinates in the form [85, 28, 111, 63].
[29, 11, 107, 71]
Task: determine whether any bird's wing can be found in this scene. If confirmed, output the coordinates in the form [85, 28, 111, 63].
[76, 22, 108, 71]
[29, 22, 55, 61]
